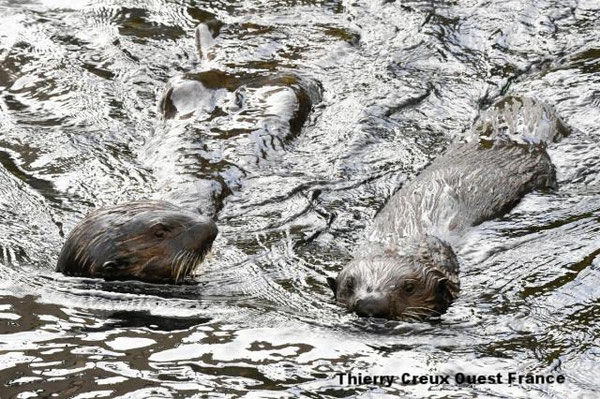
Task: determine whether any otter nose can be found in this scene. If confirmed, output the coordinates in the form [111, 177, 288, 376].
[354, 296, 390, 318]
[186, 220, 218, 250]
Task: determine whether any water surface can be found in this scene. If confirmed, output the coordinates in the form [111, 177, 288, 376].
[0, 0, 599, 397]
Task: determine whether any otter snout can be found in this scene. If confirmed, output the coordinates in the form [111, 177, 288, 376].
[186, 219, 218, 251]
[354, 295, 390, 318]
[192, 220, 219, 245]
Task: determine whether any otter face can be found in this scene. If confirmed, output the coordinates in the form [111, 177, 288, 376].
[57, 201, 218, 284]
[327, 239, 460, 321]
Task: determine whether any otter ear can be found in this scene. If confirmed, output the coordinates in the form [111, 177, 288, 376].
[326, 277, 337, 298]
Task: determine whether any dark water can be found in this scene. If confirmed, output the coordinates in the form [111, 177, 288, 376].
[0, 0, 599, 397]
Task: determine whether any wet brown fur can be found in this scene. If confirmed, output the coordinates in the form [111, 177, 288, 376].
[57, 201, 217, 284]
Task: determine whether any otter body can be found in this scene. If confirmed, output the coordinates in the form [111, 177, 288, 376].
[57, 201, 218, 284]
[328, 97, 568, 320]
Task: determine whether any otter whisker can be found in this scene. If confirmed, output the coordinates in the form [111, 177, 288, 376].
[405, 306, 441, 316]
[178, 250, 196, 283]
[175, 251, 188, 283]
[191, 252, 200, 275]
[167, 239, 213, 283]
[172, 250, 186, 283]
[405, 306, 436, 311]
[181, 251, 193, 282]
[401, 311, 423, 321]
[186, 252, 198, 277]
[187, 253, 201, 278]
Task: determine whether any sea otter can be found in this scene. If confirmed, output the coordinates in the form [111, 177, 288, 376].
[327, 96, 568, 320]
[56, 201, 218, 284]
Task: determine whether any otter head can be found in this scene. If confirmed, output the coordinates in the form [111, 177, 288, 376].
[57, 201, 218, 284]
[327, 236, 459, 320]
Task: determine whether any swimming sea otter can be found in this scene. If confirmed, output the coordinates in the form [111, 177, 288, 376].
[327, 96, 568, 320]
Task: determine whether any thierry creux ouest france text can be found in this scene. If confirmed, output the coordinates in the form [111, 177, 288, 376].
[336, 372, 566, 387]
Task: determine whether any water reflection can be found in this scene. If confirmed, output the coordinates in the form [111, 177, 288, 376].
[0, 0, 599, 397]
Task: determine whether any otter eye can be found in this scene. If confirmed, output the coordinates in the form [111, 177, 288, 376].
[153, 223, 170, 238]
[403, 281, 416, 294]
